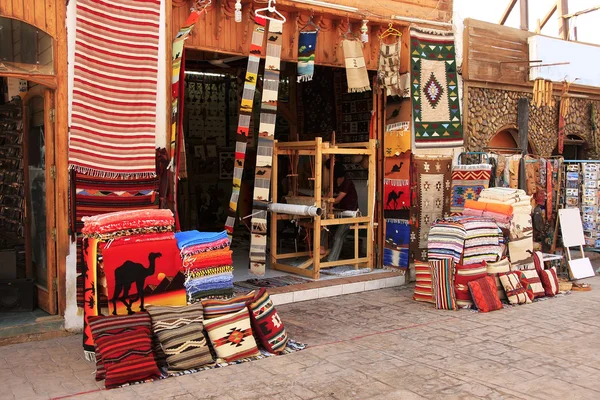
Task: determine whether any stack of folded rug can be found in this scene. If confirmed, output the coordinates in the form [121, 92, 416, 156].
[176, 230, 234, 301]
[81, 209, 175, 240]
[463, 199, 513, 229]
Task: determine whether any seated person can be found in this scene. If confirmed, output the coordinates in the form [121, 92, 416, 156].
[320, 163, 358, 261]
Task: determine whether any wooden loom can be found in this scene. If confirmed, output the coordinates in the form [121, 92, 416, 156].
[270, 138, 376, 279]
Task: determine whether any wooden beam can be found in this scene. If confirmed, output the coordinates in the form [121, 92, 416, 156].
[557, 0, 569, 40]
[499, 0, 518, 25]
[536, 2, 557, 33]
[519, 0, 529, 30]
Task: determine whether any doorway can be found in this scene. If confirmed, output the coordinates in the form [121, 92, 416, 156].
[0, 79, 57, 326]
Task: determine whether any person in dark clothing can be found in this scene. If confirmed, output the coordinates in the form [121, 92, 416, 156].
[321, 162, 359, 260]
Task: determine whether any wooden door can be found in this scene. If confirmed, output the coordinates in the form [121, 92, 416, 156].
[23, 86, 57, 314]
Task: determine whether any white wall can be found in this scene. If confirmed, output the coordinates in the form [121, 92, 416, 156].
[63, 0, 168, 331]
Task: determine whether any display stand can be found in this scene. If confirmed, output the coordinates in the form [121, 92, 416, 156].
[558, 208, 595, 279]
[270, 138, 376, 279]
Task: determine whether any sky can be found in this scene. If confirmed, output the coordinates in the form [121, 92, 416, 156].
[453, 0, 600, 44]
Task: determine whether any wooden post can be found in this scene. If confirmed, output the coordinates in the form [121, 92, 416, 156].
[518, 97, 529, 190]
[557, 0, 569, 40]
[499, 0, 518, 25]
[519, 0, 529, 30]
[313, 137, 323, 279]
[367, 139, 375, 270]
[270, 140, 279, 269]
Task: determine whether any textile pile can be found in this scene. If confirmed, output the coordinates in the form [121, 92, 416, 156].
[175, 230, 234, 301]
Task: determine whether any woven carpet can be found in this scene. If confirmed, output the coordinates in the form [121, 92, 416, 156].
[384, 218, 410, 269]
[233, 276, 311, 293]
[410, 27, 462, 148]
[75, 173, 158, 307]
[249, 20, 283, 276]
[70, 0, 160, 178]
[224, 18, 266, 239]
[450, 164, 492, 215]
[320, 266, 372, 277]
[410, 156, 452, 262]
[384, 155, 410, 211]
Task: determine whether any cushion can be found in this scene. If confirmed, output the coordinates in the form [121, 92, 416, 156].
[499, 272, 532, 305]
[147, 303, 214, 373]
[454, 262, 487, 309]
[518, 269, 545, 300]
[204, 307, 260, 362]
[430, 258, 457, 311]
[90, 316, 161, 388]
[486, 258, 511, 301]
[88, 313, 160, 381]
[202, 291, 256, 319]
[468, 276, 503, 312]
[247, 288, 289, 354]
[538, 266, 560, 297]
[413, 261, 434, 303]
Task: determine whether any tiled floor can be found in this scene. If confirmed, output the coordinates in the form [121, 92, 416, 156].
[2, 275, 599, 399]
[0, 309, 49, 330]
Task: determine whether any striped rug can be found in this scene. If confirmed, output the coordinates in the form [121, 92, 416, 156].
[70, 0, 160, 178]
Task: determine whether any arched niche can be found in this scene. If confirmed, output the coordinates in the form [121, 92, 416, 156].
[488, 124, 535, 154]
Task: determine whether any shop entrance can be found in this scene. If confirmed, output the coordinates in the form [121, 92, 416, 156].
[178, 50, 380, 283]
[0, 16, 60, 329]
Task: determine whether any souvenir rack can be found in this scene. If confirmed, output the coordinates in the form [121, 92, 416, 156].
[270, 138, 376, 279]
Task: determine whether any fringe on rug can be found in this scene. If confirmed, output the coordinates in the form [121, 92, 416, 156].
[69, 165, 157, 180]
[453, 163, 493, 170]
[84, 351, 96, 363]
[410, 26, 454, 36]
[297, 74, 313, 83]
[349, 86, 371, 93]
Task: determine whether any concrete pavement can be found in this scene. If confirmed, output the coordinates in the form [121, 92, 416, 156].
[1, 276, 600, 400]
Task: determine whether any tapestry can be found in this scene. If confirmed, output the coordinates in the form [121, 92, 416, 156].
[75, 174, 159, 307]
[450, 164, 492, 215]
[224, 18, 266, 238]
[297, 31, 318, 83]
[249, 20, 283, 276]
[384, 219, 410, 269]
[342, 39, 371, 93]
[410, 156, 452, 262]
[384, 122, 411, 157]
[102, 235, 185, 316]
[378, 40, 407, 97]
[82, 237, 99, 358]
[70, 0, 160, 178]
[384, 155, 410, 210]
[410, 27, 463, 148]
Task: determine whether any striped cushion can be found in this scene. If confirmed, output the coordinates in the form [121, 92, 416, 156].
[499, 272, 532, 305]
[413, 261, 434, 303]
[88, 313, 161, 381]
[147, 303, 214, 373]
[518, 269, 545, 300]
[204, 307, 260, 362]
[202, 291, 256, 319]
[430, 258, 457, 311]
[486, 258, 511, 301]
[538, 266, 560, 297]
[247, 289, 289, 354]
[454, 262, 487, 309]
[468, 275, 503, 312]
[90, 316, 161, 389]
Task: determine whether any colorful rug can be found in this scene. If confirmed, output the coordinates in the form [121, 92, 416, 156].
[249, 20, 283, 276]
[75, 174, 159, 307]
[450, 164, 492, 215]
[224, 18, 266, 239]
[70, 0, 160, 178]
[82, 237, 99, 358]
[297, 30, 317, 83]
[384, 152, 410, 210]
[233, 275, 311, 293]
[410, 156, 452, 262]
[427, 219, 466, 264]
[384, 219, 410, 269]
[410, 27, 462, 148]
[461, 217, 502, 265]
[384, 122, 411, 157]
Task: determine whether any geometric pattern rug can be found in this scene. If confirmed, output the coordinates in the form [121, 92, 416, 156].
[450, 164, 492, 215]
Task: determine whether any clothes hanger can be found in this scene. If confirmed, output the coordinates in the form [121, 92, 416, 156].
[191, 0, 211, 13]
[379, 23, 402, 40]
[255, 0, 287, 23]
[300, 10, 320, 32]
[342, 17, 359, 40]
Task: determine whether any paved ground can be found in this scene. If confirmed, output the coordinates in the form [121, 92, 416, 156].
[1, 276, 600, 400]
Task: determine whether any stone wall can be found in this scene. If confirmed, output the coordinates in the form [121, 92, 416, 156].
[466, 86, 600, 158]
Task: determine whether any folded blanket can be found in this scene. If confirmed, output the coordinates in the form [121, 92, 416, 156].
[181, 238, 230, 256]
[463, 208, 512, 226]
[186, 273, 234, 287]
[479, 188, 527, 202]
[466, 200, 513, 216]
[82, 209, 174, 235]
[185, 265, 234, 279]
[189, 288, 234, 301]
[175, 230, 229, 249]
[183, 249, 233, 270]
[104, 232, 175, 246]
